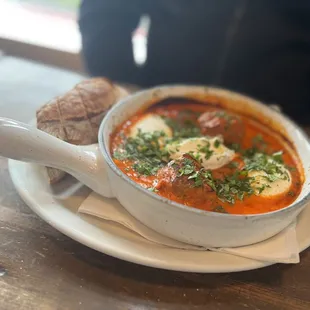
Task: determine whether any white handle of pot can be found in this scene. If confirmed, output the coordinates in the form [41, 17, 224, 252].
[0, 118, 114, 197]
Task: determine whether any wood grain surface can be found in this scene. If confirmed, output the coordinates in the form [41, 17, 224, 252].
[0, 128, 309, 310]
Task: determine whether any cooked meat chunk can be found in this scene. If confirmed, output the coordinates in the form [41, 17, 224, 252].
[198, 110, 245, 144]
[155, 154, 212, 199]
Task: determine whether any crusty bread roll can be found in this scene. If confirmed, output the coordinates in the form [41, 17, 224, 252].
[36, 77, 128, 184]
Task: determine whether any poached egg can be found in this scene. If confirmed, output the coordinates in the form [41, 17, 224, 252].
[166, 137, 235, 170]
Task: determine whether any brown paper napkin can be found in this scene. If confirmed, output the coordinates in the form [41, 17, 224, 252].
[78, 193, 300, 264]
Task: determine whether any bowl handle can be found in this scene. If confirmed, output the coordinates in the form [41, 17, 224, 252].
[0, 118, 114, 197]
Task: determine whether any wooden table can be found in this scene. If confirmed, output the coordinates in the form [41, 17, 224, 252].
[1, 56, 310, 310]
[0, 133, 309, 310]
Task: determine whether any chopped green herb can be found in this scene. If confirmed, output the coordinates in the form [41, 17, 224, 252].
[263, 174, 280, 182]
[162, 116, 201, 140]
[178, 109, 202, 118]
[188, 170, 204, 187]
[178, 157, 196, 176]
[197, 142, 214, 160]
[256, 184, 270, 194]
[212, 205, 228, 213]
[228, 161, 239, 169]
[242, 147, 258, 157]
[171, 154, 257, 204]
[114, 109, 292, 206]
[252, 134, 264, 143]
[252, 134, 266, 146]
[214, 139, 221, 148]
[287, 166, 297, 172]
[113, 129, 169, 176]
[271, 151, 284, 164]
[288, 191, 295, 197]
[229, 143, 241, 152]
[188, 171, 200, 180]
[148, 187, 158, 192]
[194, 175, 204, 187]
[188, 151, 201, 161]
[213, 172, 255, 204]
[215, 111, 237, 123]
[187, 167, 254, 204]
[175, 156, 205, 188]
[113, 150, 128, 160]
[203, 170, 217, 191]
[133, 162, 158, 176]
[243, 152, 289, 182]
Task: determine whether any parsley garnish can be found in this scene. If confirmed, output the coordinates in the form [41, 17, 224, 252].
[287, 166, 296, 172]
[271, 151, 284, 164]
[162, 116, 201, 140]
[114, 110, 291, 206]
[229, 143, 241, 152]
[188, 151, 202, 162]
[113, 129, 169, 176]
[242, 147, 258, 158]
[197, 142, 214, 160]
[148, 187, 159, 192]
[213, 172, 255, 204]
[252, 134, 267, 152]
[214, 139, 221, 148]
[212, 205, 228, 213]
[178, 157, 197, 176]
[252, 134, 265, 145]
[215, 111, 237, 123]
[228, 161, 239, 169]
[176, 156, 205, 187]
[174, 155, 212, 188]
[243, 152, 289, 182]
[176, 156, 255, 204]
[256, 184, 271, 194]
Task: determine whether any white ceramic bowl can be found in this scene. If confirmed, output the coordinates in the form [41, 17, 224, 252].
[1, 85, 309, 247]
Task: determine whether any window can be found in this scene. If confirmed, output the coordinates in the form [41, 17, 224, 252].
[0, 0, 81, 53]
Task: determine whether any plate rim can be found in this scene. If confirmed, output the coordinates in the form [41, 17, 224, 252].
[8, 159, 310, 273]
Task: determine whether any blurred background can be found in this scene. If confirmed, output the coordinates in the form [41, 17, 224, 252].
[0, 0, 81, 68]
[0, 0, 83, 121]
[0, 0, 309, 124]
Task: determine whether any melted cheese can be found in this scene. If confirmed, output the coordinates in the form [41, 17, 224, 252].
[166, 137, 235, 170]
[248, 167, 292, 197]
[129, 114, 173, 138]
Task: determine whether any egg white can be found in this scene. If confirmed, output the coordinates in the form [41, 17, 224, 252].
[248, 166, 292, 198]
[129, 113, 173, 138]
[166, 137, 235, 170]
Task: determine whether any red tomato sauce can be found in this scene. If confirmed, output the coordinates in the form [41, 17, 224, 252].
[110, 99, 303, 215]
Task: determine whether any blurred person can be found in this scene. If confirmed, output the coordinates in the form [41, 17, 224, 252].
[79, 0, 310, 124]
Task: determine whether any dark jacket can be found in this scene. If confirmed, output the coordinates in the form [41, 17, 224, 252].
[79, 0, 310, 123]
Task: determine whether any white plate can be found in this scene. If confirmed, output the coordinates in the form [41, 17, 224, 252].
[8, 159, 310, 273]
